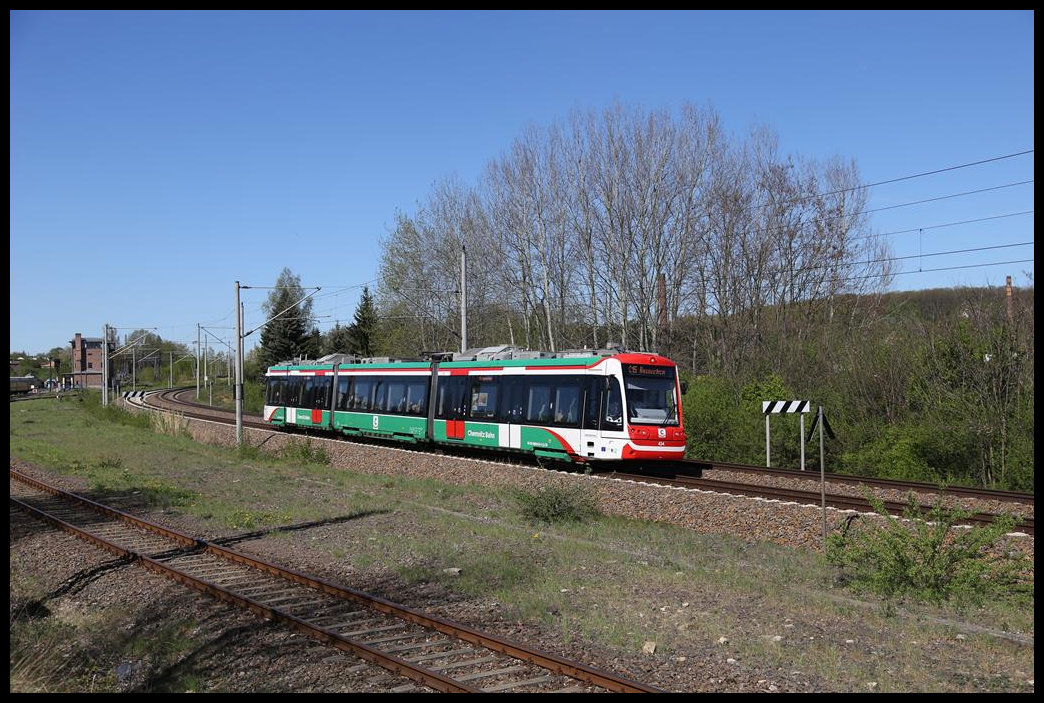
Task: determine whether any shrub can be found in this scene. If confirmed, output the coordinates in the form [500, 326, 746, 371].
[150, 411, 190, 438]
[826, 492, 1031, 610]
[839, 425, 941, 483]
[511, 484, 600, 524]
[280, 438, 330, 465]
[243, 380, 266, 415]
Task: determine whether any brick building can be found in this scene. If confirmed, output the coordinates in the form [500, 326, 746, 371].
[63, 332, 110, 389]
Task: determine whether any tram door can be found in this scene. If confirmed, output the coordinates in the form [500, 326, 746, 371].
[439, 376, 469, 440]
[502, 377, 524, 450]
[581, 377, 602, 459]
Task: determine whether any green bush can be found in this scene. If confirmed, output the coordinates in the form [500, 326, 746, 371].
[511, 484, 601, 524]
[243, 380, 265, 414]
[681, 374, 740, 461]
[826, 492, 1031, 610]
[840, 425, 941, 483]
[280, 438, 330, 465]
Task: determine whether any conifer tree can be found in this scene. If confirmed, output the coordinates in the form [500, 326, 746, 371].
[258, 268, 315, 368]
[347, 286, 378, 357]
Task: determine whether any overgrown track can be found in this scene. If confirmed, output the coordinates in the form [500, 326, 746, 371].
[10, 468, 662, 693]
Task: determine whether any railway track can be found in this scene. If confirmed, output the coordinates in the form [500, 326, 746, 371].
[10, 468, 662, 693]
[592, 469, 1033, 535]
[140, 388, 1033, 533]
[687, 459, 1034, 506]
[9, 391, 64, 402]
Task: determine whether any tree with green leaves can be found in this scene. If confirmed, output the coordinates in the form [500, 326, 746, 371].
[323, 322, 353, 356]
[347, 286, 378, 357]
[258, 268, 316, 369]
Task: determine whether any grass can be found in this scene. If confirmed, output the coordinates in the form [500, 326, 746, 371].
[8, 394, 1036, 692]
[9, 592, 205, 693]
[192, 380, 264, 415]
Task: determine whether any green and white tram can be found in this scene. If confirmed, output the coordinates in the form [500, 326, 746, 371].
[263, 345, 686, 465]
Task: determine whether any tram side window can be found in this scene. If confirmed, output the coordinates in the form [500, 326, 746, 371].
[553, 382, 582, 427]
[525, 383, 553, 424]
[352, 378, 375, 411]
[301, 376, 327, 409]
[406, 380, 428, 416]
[299, 377, 315, 409]
[266, 377, 285, 406]
[387, 379, 408, 413]
[373, 378, 389, 412]
[602, 378, 624, 432]
[336, 376, 351, 411]
[470, 377, 499, 420]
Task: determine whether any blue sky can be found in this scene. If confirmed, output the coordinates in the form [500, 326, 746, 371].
[10, 10, 1034, 355]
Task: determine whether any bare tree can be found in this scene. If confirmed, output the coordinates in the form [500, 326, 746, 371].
[376, 100, 887, 371]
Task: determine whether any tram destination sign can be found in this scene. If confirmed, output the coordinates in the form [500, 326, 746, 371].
[624, 364, 673, 378]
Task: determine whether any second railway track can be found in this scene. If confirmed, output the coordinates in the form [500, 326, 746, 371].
[11, 468, 662, 693]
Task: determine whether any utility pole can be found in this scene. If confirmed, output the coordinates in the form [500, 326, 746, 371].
[169, 351, 173, 389]
[196, 323, 201, 399]
[102, 323, 109, 406]
[1006, 275, 1014, 325]
[231, 280, 319, 447]
[657, 271, 667, 353]
[819, 405, 827, 546]
[460, 244, 467, 354]
[204, 335, 209, 404]
[235, 281, 244, 446]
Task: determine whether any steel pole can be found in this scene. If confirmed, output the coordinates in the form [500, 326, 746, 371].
[235, 281, 244, 447]
[765, 414, 771, 467]
[204, 335, 209, 404]
[800, 413, 805, 471]
[820, 406, 827, 546]
[460, 244, 467, 354]
[102, 324, 109, 406]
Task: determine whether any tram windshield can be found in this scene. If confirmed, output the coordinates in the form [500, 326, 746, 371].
[623, 365, 679, 425]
